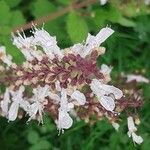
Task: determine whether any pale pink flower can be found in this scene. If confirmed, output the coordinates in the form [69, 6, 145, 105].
[126, 74, 149, 83]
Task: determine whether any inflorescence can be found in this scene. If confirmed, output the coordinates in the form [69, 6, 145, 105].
[0, 26, 149, 144]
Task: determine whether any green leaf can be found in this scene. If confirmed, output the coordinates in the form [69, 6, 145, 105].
[0, 1, 11, 25]
[30, 0, 56, 18]
[66, 11, 88, 43]
[27, 130, 40, 144]
[92, 8, 108, 29]
[109, 133, 120, 149]
[0, 35, 24, 64]
[44, 17, 71, 48]
[5, 0, 21, 8]
[10, 10, 26, 27]
[92, 6, 122, 29]
[117, 17, 136, 27]
[141, 134, 150, 150]
[93, 6, 136, 28]
[57, 0, 71, 6]
[0, 26, 11, 35]
[108, 6, 135, 27]
[40, 115, 55, 133]
[29, 140, 51, 150]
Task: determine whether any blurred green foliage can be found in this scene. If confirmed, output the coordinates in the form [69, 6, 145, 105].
[0, 0, 150, 149]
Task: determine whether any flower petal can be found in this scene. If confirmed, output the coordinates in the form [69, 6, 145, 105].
[100, 64, 112, 75]
[100, 96, 115, 111]
[101, 84, 123, 99]
[96, 27, 114, 45]
[28, 103, 39, 120]
[90, 79, 103, 95]
[48, 92, 61, 103]
[100, 0, 108, 5]
[33, 28, 63, 60]
[20, 99, 30, 112]
[132, 132, 143, 144]
[90, 79, 123, 99]
[0, 88, 10, 116]
[57, 110, 73, 130]
[127, 116, 137, 133]
[0, 46, 13, 66]
[71, 43, 84, 56]
[8, 102, 19, 121]
[71, 90, 86, 105]
[60, 88, 68, 111]
[112, 122, 120, 131]
[126, 74, 149, 83]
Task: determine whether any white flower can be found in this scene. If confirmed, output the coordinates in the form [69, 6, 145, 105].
[100, 64, 112, 76]
[8, 86, 25, 121]
[71, 90, 86, 105]
[100, 95, 115, 111]
[59, 89, 69, 112]
[12, 32, 34, 49]
[100, 0, 107, 5]
[90, 79, 123, 99]
[126, 74, 149, 83]
[46, 81, 61, 103]
[127, 116, 143, 144]
[32, 27, 63, 60]
[82, 33, 98, 57]
[12, 32, 44, 61]
[100, 64, 112, 82]
[112, 122, 120, 131]
[71, 27, 114, 58]
[47, 92, 61, 103]
[30, 50, 43, 61]
[0, 46, 13, 67]
[0, 88, 11, 116]
[131, 132, 143, 144]
[12, 32, 35, 61]
[57, 88, 73, 132]
[127, 116, 137, 133]
[57, 110, 73, 131]
[71, 43, 84, 55]
[96, 27, 114, 45]
[27, 85, 50, 123]
[82, 27, 114, 57]
[20, 98, 30, 112]
[90, 79, 123, 111]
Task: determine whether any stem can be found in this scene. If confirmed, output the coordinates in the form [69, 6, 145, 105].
[12, 0, 97, 32]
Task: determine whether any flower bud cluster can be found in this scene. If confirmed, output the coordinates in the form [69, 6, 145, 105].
[0, 26, 147, 144]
